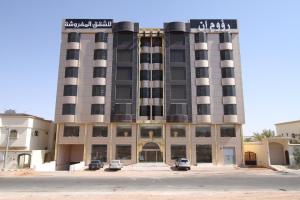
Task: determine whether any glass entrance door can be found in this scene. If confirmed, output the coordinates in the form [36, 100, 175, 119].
[139, 142, 163, 162]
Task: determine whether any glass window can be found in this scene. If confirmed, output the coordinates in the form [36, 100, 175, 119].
[140, 88, 150, 98]
[196, 145, 212, 163]
[116, 127, 132, 137]
[152, 88, 163, 98]
[116, 85, 132, 99]
[91, 145, 107, 162]
[67, 32, 80, 43]
[65, 67, 78, 78]
[171, 85, 186, 99]
[62, 104, 75, 115]
[64, 126, 79, 137]
[169, 104, 187, 115]
[152, 106, 163, 116]
[197, 104, 211, 115]
[117, 50, 132, 63]
[170, 127, 186, 137]
[223, 85, 236, 96]
[92, 126, 108, 137]
[140, 105, 150, 116]
[195, 50, 208, 60]
[92, 85, 106, 96]
[171, 67, 186, 80]
[194, 32, 207, 43]
[63, 85, 77, 96]
[66, 49, 79, 60]
[140, 53, 151, 63]
[116, 67, 132, 80]
[222, 67, 235, 78]
[94, 49, 107, 60]
[220, 50, 233, 60]
[93, 67, 106, 78]
[196, 67, 209, 78]
[116, 145, 131, 160]
[95, 32, 108, 43]
[221, 126, 236, 137]
[170, 50, 185, 62]
[171, 145, 186, 160]
[152, 53, 163, 63]
[140, 70, 150, 80]
[196, 126, 211, 137]
[91, 104, 105, 115]
[170, 33, 185, 45]
[140, 37, 151, 47]
[117, 32, 133, 45]
[152, 37, 162, 47]
[219, 32, 232, 43]
[197, 85, 210, 96]
[140, 127, 162, 138]
[152, 70, 163, 81]
[224, 104, 237, 115]
[114, 104, 132, 115]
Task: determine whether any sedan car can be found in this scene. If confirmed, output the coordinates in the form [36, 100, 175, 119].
[88, 160, 104, 170]
[175, 158, 191, 170]
[108, 160, 123, 170]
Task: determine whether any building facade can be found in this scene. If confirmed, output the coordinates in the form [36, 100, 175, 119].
[55, 19, 245, 170]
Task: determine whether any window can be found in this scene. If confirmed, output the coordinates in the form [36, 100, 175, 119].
[116, 127, 132, 137]
[171, 85, 186, 99]
[117, 50, 132, 63]
[93, 67, 106, 78]
[140, 53, 151, 63]
[152, 37, 162, 47]
[152, 53, 163, 63]
[197, 104, 211, 115]
[224, 104, 237, 115]
[171, 67, 186, 80]
[65, 67, 78, 78]
[92, 85, 106, 96]
[140, 37, 151, 47]
[223, 85, 236, 96]
[171, 127, 186, 137]
[64, 126, 79, 137]
[152, 88, 163, 98]
[195, 50, 208, 60]
[95, 32, 108, 43]
[94, 49, 107, 60]
[63, 85, 77, 96]
[222, 67, 235, 78]
[62, 104, 76, 115]
[66, 49, 79, 60]
[117, 32, 133, 46]
[140, 127, 162, 138]
[92, 126, 108, 137]
[196, 127, 211, 137]
[140, 88, 150, 98]
[116, 85, 132, 99]
[194, 32, 207, 43]
[197, 85, 210, 96]
[170, 33, 185, 45]
[91, 145, 107, 162]
[152, 70, 163, 81]
[116, 67, 132, 80]
[221, 126, 236, 137]
[9, 130, 18, 139]
[140, 70, 150, 80]
[219, 32, 232, 43]
[140, 106, 150, 116]
[171, 145, 186, 160]
[169, 104, 187, 115]
[116, 145, 131, 160]
[152, 106, 163, 116]
[220, 50, 233, 60]
[196, 67, 209, 78]
[91, 104, 105, 115]
[67, 32, 80, 43]
[114, 104, 132, 115]
[196, 145, 212, 163]
[170, 50, 185, 62]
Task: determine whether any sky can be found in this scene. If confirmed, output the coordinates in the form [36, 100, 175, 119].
[0, 0, 299, 136]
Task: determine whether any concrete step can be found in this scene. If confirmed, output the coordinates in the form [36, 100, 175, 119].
[125, 162, 171, 171]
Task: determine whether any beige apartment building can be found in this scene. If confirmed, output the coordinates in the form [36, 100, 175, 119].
[55, 19, 245, 170]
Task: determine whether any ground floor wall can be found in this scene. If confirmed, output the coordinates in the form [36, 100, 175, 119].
[55, 123, 243, 170]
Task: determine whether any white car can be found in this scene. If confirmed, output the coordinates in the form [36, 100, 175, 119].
[175, 158, 191, 170]
[109, 160, 123, 170]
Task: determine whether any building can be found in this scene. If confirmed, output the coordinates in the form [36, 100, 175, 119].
[55, 19, 245, 170]
[275, 120, 300, 141]
[0, 111, 56, 169]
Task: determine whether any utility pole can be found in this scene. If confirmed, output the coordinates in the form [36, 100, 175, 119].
[3, 127, 11, 170]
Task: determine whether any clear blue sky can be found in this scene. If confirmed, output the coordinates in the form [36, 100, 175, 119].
[0, 0, 299, 136]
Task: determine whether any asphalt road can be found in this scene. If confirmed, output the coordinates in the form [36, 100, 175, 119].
[1, 172, 300, 192]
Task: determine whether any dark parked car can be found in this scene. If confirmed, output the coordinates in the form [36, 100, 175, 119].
[88, 160, 104, 170]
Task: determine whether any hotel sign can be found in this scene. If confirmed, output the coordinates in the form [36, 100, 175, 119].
[190, 19, 238, 32]
[64, 19, 113, 29]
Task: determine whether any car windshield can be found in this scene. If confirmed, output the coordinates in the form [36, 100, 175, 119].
[91, 160, 100, 163]
[180, 159, 188, 162]
[111, 160, 119, 164]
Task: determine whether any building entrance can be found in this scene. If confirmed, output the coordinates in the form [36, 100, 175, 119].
[139, 142, 163, 162]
